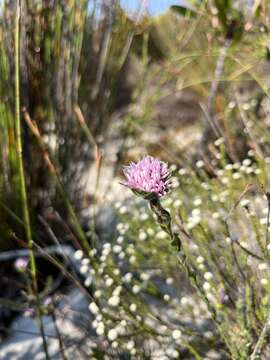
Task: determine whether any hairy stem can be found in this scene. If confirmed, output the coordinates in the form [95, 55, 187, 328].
[149, 198, 218, 322]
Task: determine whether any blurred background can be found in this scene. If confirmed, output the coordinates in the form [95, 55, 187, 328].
[1, 0, 270, 358]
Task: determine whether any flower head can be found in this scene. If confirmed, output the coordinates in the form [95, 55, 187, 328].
[24, 307, 35, 318]
[14, 257, 29, 272]
[122, 156, 171, 198]
[43, 297, 52, 307]
[42, 297, 53, 314]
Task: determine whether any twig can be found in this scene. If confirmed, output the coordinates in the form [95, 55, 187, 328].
[22, 108, 91, 254]
[208, 39, 232, 118]
[225, 183, 254, 222]
[201, 38, 232, 146]
[52, 306, 68, 360]
[250, 308, 270, 360]
[234, 240, 263, 261]
[258, 183, 270, 249]
[73, 105, 102, 242]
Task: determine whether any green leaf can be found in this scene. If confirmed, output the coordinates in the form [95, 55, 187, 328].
[170, 5, 197, 18]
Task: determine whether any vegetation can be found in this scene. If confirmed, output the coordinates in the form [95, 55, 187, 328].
[2, 0, 270, 358]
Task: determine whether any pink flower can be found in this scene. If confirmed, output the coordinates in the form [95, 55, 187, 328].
[122, 156, 171, 197]
[24, 307, 35, 318]
[14, 257, 29, 272]
[43, 297, 52, 307]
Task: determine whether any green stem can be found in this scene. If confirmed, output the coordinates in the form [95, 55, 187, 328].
[149, 198, 218, 322]
[15, 0, 34, 291]
[14, 2, 50, 359]
[148, 197, 243, 358]
[149, 198, 235, 354]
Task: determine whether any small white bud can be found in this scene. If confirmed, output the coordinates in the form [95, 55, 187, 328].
[172, 329, 182, 340]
